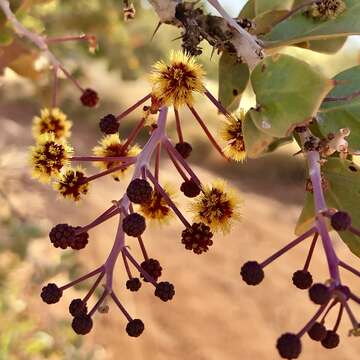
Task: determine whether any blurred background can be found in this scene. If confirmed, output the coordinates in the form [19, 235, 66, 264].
[1, 0, 360, 359]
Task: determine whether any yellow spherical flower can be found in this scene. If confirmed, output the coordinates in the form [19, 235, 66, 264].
[149, 50, 205, 108]
[30, 133, 72, 183]
[53, 166, 89, 201]
[306, 0, 346, 21]
[221, 111, 246, 162]
[92, 134, 140, 181]
[139, 185, 175, 224]
[32, 108, 72, 140]
[191, 180, 241, 233]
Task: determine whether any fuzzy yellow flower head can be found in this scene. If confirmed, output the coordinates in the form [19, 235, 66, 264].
[221, 111, 246, 162]
[32, 108, 72, 140]
[30, 133, 72, 183]
[149, 51, 205, 108]
[140, 186, 174, 224]
[92, 134, 140, 181]
[306, 0, 346, 21]
[54, 167, 89, 201]
[192, 180, 241, 233]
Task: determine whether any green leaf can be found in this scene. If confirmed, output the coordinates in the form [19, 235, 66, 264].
[263, 0, 360, 47]
[0, 27, 14, 46]
[302, 37, 347, 54]
[218, 53, 249, 112]
[318, 65, 360, 153]
[297, 158, 360, 258]
[255, 0, 294, 15]
[253, 10, 289, 35]
[250, 54, 333, 138]
[238, 0, 255, 18]
[243, 110, 276, 158]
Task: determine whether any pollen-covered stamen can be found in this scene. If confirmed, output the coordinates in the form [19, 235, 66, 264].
[122, 248, 158, 286]
[306, 0, 347, 21]
[192, 181, 241, 233]
[145, 168, 191, 227]
[187, 105, 228, 161]
[260, 228, 317, 268]
[150, 51, 205, 107]
[221, 112, 247, 162]
[54, 167, 89, 201]
[30, 133, 72, 182]
[116, 93, 152, 121]
[93, 134, 141, 181]
[32, 108, 72, 140]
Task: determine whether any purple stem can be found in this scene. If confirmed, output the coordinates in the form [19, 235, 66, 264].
[116, 93, 151, 121]
[204, 89, 230, 117]
[162, 139, 202, 186]
[145, 168, 191, 228]
[166, 147, 189, 182]
[88, 288, 108, 317]
[260, 227, 316, 268]
[339, 261, 360, 278]
[307, 151, 340, 283]
[333, 304, 344, 332]
[60, 266, 104, 291]
[349, 226, 360, 237]
[350, 292, 360, 305]
[77, 205, 119, 234]
[122, 251, 133, 279]
[303, 233, 318, 271]
[122, 247, 157, 286]
[343, 301, 359, 329]
[174, 107, 184, 143]
[137, 236, 149, 261]
[71, 156, 136, 162]
[83, 271, 105, 303]
[297, 301, 329, 338]
[111, 292, 133, 322]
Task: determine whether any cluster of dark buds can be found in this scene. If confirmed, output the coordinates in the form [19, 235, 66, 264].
[35, 50, 244, 336]
[241, 141, 360, 358]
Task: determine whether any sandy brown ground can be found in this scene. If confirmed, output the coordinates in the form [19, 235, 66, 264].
[1, 96, 360, 360]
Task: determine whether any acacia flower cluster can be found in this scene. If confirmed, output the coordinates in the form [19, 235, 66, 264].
[31, 50, 242, 336]
[240, 128, 360, 359]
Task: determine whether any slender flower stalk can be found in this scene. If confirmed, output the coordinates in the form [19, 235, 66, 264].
[260, 228, 316, 268]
